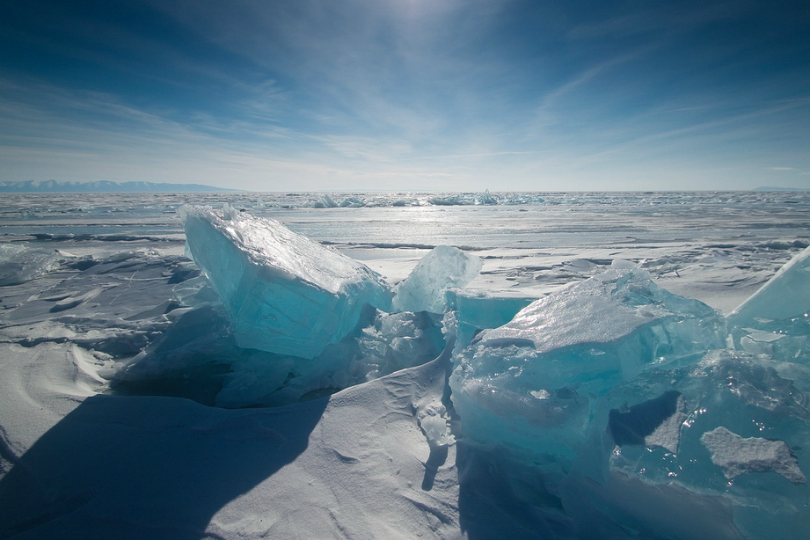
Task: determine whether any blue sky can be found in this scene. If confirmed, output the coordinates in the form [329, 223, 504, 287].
[1, 0, 809, 191]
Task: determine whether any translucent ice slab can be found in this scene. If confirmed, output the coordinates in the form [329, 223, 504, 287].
[728, 245, 810, 364]
[450, 265, 725, 467]
[392, 245, 482, 314]
[180, 205, 392, 358]
[0, 244, 61, 286]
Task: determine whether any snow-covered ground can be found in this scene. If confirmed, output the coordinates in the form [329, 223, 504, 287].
[1, 192, 809, 539]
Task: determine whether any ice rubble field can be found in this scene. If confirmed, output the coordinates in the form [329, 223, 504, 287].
[1, 192, 810, 539]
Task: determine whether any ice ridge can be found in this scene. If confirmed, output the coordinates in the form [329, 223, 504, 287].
[447, 254, 810, 539]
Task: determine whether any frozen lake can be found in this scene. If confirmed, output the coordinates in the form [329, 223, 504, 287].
[3, 190, 810, 312]
[2, 191, 809, 539]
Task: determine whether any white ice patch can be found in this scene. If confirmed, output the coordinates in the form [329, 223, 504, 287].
[417, 401, 455, 448]
[608, 391, 687, 453]
[701, 426, 806, 484]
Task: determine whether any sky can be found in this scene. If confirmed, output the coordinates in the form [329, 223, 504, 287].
[1, 0, 809, 192]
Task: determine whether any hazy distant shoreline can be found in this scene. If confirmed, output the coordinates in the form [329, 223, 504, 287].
[0, 180, 239, 193]
[1, 180, 806, 194]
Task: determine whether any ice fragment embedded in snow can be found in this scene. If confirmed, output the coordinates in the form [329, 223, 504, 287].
[180, 205, 392, 358]
[357, 310, 445, 375]
[392, 245, 482, 313]
[417, 401, 455, 448]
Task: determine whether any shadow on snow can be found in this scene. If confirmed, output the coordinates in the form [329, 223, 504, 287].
[0, 394, 327, 539]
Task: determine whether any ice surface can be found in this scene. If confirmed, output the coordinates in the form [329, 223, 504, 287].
[391, 245, 482, 313]
[450, 264, 724, 468]
[180, 204, 392, 358]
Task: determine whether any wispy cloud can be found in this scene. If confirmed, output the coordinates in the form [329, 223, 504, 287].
[2, 0, 809, 190]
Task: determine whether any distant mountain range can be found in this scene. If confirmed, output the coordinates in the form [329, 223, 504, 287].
[0, 180, 238, 193]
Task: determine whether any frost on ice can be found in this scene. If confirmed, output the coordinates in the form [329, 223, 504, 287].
[180, 204, 392, 359]
[700, 426, 805, 484]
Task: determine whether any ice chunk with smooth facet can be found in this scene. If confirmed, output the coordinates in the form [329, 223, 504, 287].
[392, 245, 482, 313]
[728, 245, 810, 364]
[729, 245, 810, 325]
[449, 266, 725, 467]
[444, 289, 535, 350]
[180, 204, 392, 358]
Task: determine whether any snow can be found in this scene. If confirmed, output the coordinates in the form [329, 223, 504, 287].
[0, 352, 462, 539]
[2, 191, 810, 539]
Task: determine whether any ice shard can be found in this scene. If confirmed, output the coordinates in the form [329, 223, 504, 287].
[728, 245, 810, 364]
[449, 264, 725, 466]
[391, 245, 482, 313]
[729, 245, 810, 325]
[180, 204, 392, 359]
